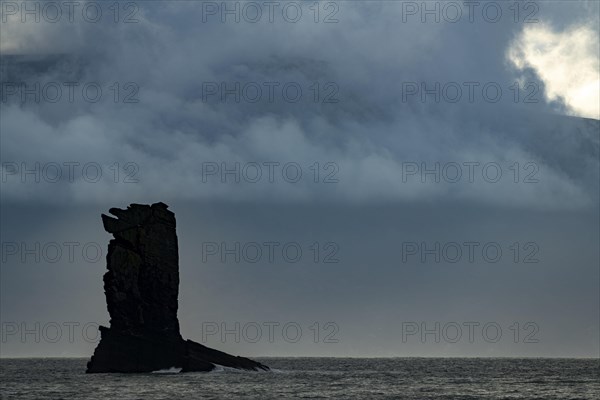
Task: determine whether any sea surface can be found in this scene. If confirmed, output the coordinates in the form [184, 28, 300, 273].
[1, 358, 598, 399]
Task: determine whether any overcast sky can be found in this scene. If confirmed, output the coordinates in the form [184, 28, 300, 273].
[1, 1, 598, 358]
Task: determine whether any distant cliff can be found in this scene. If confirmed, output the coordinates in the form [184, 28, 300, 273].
[86, 202, 268, 373]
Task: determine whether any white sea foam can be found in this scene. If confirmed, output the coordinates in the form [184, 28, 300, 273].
[151, 367, 182, 374]
[210, 364, 274, 373]
[210, 364, 244, 373]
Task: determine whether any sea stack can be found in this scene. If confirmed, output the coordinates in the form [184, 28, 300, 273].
[86, 202, 268, 373]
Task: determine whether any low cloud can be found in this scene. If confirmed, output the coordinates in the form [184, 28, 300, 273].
[1, 1, 598, 209]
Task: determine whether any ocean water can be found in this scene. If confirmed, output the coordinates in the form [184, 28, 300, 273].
[1, 358, 598, 399]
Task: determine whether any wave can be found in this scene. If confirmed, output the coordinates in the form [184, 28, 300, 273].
[210, 364, 282, 373]
[151, 367, 182, 374]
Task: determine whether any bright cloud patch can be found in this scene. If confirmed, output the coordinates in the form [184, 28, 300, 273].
[508, 23, 600, 120]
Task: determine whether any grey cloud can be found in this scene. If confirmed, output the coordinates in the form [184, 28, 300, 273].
[1, 1, 598, 209]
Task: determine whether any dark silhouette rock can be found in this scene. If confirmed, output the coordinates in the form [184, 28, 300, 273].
[87, 202, 268, 373]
